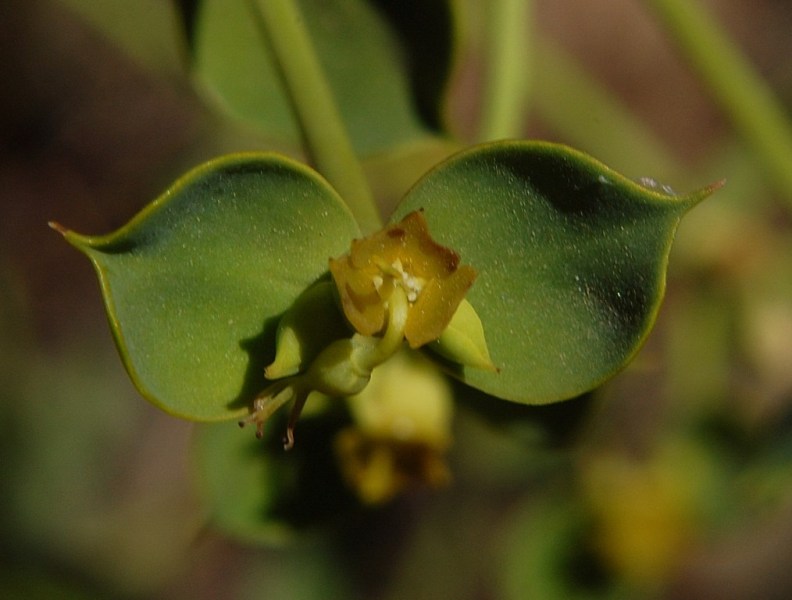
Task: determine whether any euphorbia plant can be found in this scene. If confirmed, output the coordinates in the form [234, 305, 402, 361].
[52, 0, 719, 511]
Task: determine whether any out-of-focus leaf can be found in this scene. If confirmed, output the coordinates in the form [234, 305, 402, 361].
[193, 409, 355, 542]
[363, 136, 463, 218]
[193, 421, 293, 544]
[367, 0, 456, 131]
[499, 498, 609, 600]
[178, 0, 455, 154]
[55, 154, 360, 421]
[393, 141, 718, 404]
[55, 0, 184, 74]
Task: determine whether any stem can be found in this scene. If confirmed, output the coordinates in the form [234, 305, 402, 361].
[646, 0, 792, 203]
[359, 286, 409, 371]
[251, 0, 382, 232]
[478, 0, 533, 141]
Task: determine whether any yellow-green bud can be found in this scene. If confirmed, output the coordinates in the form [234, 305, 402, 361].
[430, 299, 497, 372]
[303, 335, 376, 397]
[265, 281, 349, 380]
[336, 349, 454, 504]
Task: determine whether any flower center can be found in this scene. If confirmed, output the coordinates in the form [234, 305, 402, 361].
[373, 257, 426, 303]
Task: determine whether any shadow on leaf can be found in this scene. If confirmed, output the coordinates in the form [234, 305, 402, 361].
[228, 315, 282, 413]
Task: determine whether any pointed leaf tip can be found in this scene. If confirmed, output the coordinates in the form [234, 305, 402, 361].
[49, 220, 95, 254]
[48, 221, 69, 236]
[705, 178, 727, 195]
[685, 178, 725, 208]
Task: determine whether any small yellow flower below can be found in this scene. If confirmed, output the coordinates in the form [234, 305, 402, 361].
[335, 349, 453, 504]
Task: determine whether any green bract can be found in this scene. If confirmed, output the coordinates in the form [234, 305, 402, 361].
[54, 153, 360, 421]
[55, 141, 714, 423]
[392, 141, 717, 404]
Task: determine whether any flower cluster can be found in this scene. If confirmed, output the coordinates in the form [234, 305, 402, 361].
[241, 211, 490, 458]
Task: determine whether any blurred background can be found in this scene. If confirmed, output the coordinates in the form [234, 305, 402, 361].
[2, 0, 792, 598]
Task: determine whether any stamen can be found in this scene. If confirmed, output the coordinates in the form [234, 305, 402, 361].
[283, 390, 310, 451]
[238, 383, 294, 439]
[392, 258, 404, 273]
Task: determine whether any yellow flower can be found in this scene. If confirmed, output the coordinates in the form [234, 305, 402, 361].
[242, 211, 488, 449]
[329, 210, 477, 348]
[335, 349, 453, 504]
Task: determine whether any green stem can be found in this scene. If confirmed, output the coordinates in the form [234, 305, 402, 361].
[251, 0, 382, 232]
[369, 286, 409, 368]
[478, 0, 533, 141]
[646, 0, 792, 203]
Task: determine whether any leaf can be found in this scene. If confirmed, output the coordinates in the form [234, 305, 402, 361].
[500, 497, 603, 600]
[192, 421, 294, 544]
[366, 0, 456, 132]
[193, 411, 356, 542]
[56, 0, 185, 75]
[179, 0, 455, 155]
[54, 154, 360, 421]
[392, 141, 719, 404]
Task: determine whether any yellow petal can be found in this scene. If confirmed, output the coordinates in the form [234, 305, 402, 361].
[329, 257, 386, 335]
[405, 264, 477, 347]
[399, 211, 460, 278]
[330, 210, 477, 343]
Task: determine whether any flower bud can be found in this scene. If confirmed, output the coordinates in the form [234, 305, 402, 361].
[335, 349, 453, 503]
[265, 281, 349, 380]
[430, 299, 497, 372]
[303, 336, 376, 397]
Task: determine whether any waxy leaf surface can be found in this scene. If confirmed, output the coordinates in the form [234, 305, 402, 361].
[393, 141, 714, 404]
[59, 154, 360, 421]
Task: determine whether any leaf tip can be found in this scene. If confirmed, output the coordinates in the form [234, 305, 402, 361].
[689, 179, 726, 204]
[706, 178, 727, 194]
[48, 220, 69, 236]
[49, 220, 95, 252]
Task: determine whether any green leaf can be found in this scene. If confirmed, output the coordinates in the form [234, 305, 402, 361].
[193, 411, 355, 543]
[366, 0, 456, 132]
[180, 0, 454, 154]
[54, 154, 360, 421]
[56, 0, 185, 75]
[392, 141, 718, 404]
[500, 497, 612, 600]
[193, 421, 294, 544]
